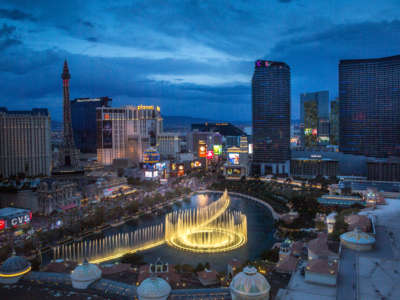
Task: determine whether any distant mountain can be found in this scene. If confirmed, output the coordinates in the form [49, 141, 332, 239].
[163, 115, 214, 130]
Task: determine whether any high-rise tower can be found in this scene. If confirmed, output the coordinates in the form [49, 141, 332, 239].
[61, 60, 79, 167]
[252, 60, 291, 175]
[339, 55, 400, 157]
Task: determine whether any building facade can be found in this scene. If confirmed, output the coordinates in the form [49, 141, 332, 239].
[189, 131, 223, 156]
[157, 132, 181, 160]
[97, 105, 163, 165]
[0, 108, 51, 177]
[290, 156, 338, 178]
[71, 97, 111, 153]
[37, 179, 79, 215]
[367, 157, 400, 181]
[300, 91, 330, 147]
[339, 55, 400, 158]
[252, 60, 291, 175]
[330, 99, 339, 146]
[191, 122, 246, 147]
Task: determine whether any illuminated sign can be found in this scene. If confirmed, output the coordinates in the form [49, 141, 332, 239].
[248, 144, 253, 154]
[103, 120, 112, 148]
[178, 164, 185, 176]
[312, 129, 318, 136]
[137, 105, 155, 110]
[206, 150, 214, 160]
[310, 154, 322, 159]
[198, 141, 207, 158]
[213, 145, 222, 156]
[11, 214, 31, 227]
[228, 153, 240, 165]
[143, 150, 160, 164]
[304, 128, 312, 135]
[226, 167, 242, 177]
[0, 220, 5, 230]
[191, 161, 202, 168]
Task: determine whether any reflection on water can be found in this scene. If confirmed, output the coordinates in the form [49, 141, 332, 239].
[46, 192, 275, 271]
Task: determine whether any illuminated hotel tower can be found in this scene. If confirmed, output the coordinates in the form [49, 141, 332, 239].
[61, 60, 79, 167]
[252, 60, 291, 175]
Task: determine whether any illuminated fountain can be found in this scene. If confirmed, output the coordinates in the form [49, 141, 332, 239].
[165, 190, 247, 253]
[54, 224, 164, 264]
[53, 189, 247, 263]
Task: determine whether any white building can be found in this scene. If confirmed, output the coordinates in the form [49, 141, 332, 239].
[157, 132, 181, 159]
[0, 108, 51, 177]
[71, 259, 102, 289]
[97, 105, 163, 165]
[305, 259, 338, 286]
[230, 266, 271, 300]
[137, 276, 171, 300]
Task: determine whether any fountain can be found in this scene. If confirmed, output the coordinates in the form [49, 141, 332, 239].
[53, 189, 248, 263]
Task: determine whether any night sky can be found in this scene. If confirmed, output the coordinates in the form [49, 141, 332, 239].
[0, 0, 399, 121]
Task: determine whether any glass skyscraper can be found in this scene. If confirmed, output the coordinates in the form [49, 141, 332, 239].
[300, 90, 330, 147]
[252, 60, 291, 175]
[71, 97, 111, 153]
[339, 55, 400, 158]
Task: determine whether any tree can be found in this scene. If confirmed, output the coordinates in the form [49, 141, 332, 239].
[195, 263, 204, 272]
[120, 253, 144, 265]
[260, 248, 279, 262]
[182, 264, 194, 273]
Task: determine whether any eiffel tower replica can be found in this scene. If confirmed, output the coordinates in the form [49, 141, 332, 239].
[59, 60, 80, 169]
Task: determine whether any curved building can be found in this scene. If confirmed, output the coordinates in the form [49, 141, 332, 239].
[0, 254, 31, 284]
[230, 266, 271, 300]
[252, 60, 291, 176]
[137, 276, 172, 300]
[71, 259, 102, 289]
[340, 227, 375, 251]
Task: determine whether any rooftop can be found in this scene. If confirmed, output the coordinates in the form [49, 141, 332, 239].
[0, 207, 30, 218]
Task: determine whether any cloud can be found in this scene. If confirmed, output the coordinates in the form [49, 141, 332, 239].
[0, 23, 16, 36]
[86, 37, 98, 43]
[0, 8, 36, 21]
[0, 23, 21, 50]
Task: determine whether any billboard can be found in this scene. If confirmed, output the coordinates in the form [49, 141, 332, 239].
[206, 150, 214, 160]
[0, 211, 32, 230]
[177, 164, 185, 176]
[228, 153, 240, 165]
[191, 161, 202, 168]
[102, 120, 112, 148]
[198, 141, 207, 158]
[226, 167, 242, 177]
[213, 145, 222, 156]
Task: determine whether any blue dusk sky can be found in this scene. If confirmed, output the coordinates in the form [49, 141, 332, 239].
[0, 0, 399, 121]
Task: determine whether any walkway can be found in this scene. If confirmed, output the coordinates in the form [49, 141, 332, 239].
[201, 190, 282, 220]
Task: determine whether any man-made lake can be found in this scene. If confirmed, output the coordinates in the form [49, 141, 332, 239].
[105, 192, 275, 271]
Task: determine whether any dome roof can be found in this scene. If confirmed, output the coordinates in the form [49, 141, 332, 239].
[71, 259, 101, 282]
[137, 277, 171, 298]
[0, 255, 31, 276]
[230, 266, 270, 296]
[340, 228, 376, 245]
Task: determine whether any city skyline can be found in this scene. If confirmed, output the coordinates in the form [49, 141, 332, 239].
[1, 0, 400, 121]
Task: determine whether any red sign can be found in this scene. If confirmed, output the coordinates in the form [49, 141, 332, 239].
[199, 144, 207, 158]
[206, 150, 214, 160]
[0, 220, 5, 230]
[312, 128, 318, 136]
